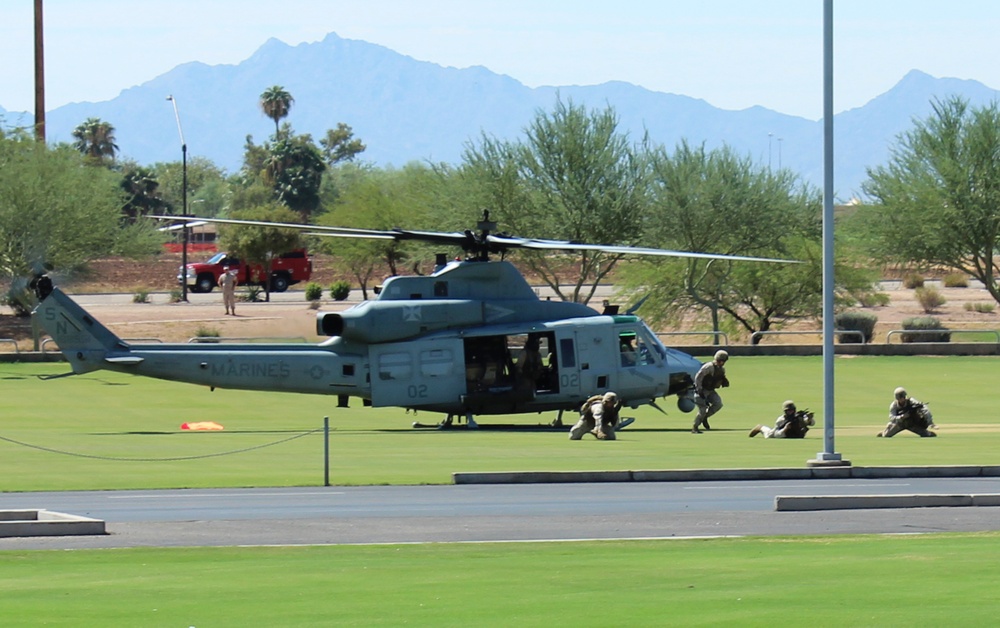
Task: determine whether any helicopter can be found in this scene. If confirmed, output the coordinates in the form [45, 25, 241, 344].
[30, 211, 793, 429]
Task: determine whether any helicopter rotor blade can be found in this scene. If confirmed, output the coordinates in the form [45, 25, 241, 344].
[149, 215, 399, 239]
[148, 214, 800, 264]
[487, 235, 799, 263]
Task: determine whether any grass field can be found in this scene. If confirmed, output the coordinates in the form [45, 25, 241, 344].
[2, 533, 999, 626]
[3, 356, 1000, 625]
[1, 356, 999, 491]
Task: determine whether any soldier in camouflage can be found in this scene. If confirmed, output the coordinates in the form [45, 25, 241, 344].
[692, 350, 729, 434]
[877, 387, 937, 437]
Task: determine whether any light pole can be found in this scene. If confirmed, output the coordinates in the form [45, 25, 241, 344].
[768, 132, 773, 169]
[166, 95, 188, 302]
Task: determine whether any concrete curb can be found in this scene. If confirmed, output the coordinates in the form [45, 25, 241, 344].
[775, 493, 1000, 511]
[452, 465, 1000, 484]
[0, 510, 106, 537]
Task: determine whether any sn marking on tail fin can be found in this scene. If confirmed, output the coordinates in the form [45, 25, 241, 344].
[32, 287, 129, 374]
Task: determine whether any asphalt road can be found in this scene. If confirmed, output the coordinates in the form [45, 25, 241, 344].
[3, 477, 1000, 550]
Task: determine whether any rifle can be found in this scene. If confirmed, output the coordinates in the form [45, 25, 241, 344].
[792, 409, 815, 434]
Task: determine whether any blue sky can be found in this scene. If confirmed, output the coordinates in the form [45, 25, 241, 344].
[3, 0, 1000, 119]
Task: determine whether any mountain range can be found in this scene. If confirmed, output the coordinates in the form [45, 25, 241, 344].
[3, 32, 999, 197]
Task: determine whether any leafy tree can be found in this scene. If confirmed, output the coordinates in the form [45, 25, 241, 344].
[262, 135, 327, 220]
[217, 204, 302, 302]
[320, 164, 442, 297]
[71, 117, 118, 164]
[151, 156, 228, 216]
[119, 163, 167, 220]
[857, 96, 1000, 304]
[320, 123, 366, 166]
[229, 181, 278, 214]
[240, 133, 271, 184]
[259, 86, 294, 136]
[462, 98, 645, 304]
[0, 132, 160, 312]
[619, 141, 867, 342]
[240, 132, 326, 221]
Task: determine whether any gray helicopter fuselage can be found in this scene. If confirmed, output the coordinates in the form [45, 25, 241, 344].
[33, 259, 701, 419]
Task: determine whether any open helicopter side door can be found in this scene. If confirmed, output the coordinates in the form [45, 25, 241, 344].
[368, 339, 467, 408]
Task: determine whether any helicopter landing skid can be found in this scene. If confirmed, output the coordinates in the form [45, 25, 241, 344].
[412, 412, 477, 430]
[412, 415, 636, 431]
[411, 414, 568, 431]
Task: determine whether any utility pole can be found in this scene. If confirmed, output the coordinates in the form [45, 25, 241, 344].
[33, 0, 45, 142]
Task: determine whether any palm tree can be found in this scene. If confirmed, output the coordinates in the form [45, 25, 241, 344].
[71, 117, 118, 163]
[259, 86, 294, 136]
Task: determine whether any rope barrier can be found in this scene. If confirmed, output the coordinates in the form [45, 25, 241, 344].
[0, 428, 322, 462]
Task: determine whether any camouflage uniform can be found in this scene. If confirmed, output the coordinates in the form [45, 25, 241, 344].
[569, 392, 621, 440]
[878, 387, 936, 437]
[692, 350, 729, 433]
[750, 400, 814, 439]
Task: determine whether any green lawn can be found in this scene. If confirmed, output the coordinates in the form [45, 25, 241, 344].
[1, 356, 998, 491]
[3, 357, 1000, 626]
[2, 533, 998, 626]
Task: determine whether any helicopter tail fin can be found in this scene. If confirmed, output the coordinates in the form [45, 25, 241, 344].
[32, 286, 128, 374]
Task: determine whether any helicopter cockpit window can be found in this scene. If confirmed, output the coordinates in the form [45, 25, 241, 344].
[619, 327, 662, 366]
[618, 332, 639, 366]
[434, 281, 448, 297]
[639, 322, 667, 361]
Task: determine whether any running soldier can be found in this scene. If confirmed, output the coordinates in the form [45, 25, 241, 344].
[692, 350, 729, 433]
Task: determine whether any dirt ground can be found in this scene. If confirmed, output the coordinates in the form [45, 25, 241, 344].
[2, 255, 998, 351]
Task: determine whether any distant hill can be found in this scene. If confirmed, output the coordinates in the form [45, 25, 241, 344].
[4, 32, 1000, 197]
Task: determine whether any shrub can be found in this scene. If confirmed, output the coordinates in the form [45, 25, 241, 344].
[943, 272, 969, 288]
[858, 292, 891, 307]
[329, 280, 351, 301]
[902, 273, 925, 289]
[241, 285, 262, 302]
[2, 287, 32, 317]
[914, 286, 946, 313]
[964, 302, 996, 314]
[304, 282, 323, 301]
[168, 288, 183, 303]
[132, 289, 150, 304]
[835, 311, 877, 343]
[900, 316, 951, 343]
[194, 326, 221, 343]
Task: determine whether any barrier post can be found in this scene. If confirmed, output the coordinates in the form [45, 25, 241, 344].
[323, 416, 330, 487]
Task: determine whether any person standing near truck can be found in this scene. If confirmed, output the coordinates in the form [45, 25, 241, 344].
[220, 264, 237, 316]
